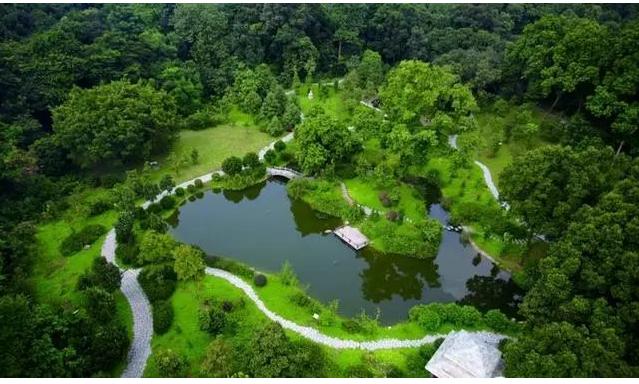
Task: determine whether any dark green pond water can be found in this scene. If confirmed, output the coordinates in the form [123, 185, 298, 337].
[169, 179, 521, 324]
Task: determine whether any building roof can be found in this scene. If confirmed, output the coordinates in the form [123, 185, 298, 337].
[333, 225, 369, 250]
[425, 331, 506, 378]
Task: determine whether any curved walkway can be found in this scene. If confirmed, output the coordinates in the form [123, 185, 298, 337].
[104, 124, 506, 377]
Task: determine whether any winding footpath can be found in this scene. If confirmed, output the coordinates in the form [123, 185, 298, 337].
[104, 108, 506, 378]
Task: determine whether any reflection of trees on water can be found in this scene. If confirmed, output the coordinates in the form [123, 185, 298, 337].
[222, 181, 266, 203]
[358, 249, 442, 303]
[458, 275, 523, 318]
[289, 198, 341, 237]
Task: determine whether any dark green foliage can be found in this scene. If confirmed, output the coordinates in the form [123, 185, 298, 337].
[222, 156, 243, 175]
[138, 264, 177, 302]
[186, 184, 196, 194]
[274, 140, 286, 152]
[159, 174, 175, 192]
[154, 349, 187, 378]
[174, 187, 185, 197]
[153, 300, 174, 335]
[263, 149, 277, 164]
[194, 178, 204, 189]
[59, 224, 106, 256]
[341, 319, 363, 334]
[88, 198, 111, 216]
[242, 152, 260, 169]
[115, 240, 139, 266]
[115, 210, 135, 243]
[85, 287, 116, 322]
[198, 306, 227, 335]
[159, 195, 176, 210]
[77, 257, 121, 293]
[253, 273, 267, 287]
[208, 257, 254, 279]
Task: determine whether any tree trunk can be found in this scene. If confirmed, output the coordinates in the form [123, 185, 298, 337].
[549, 91, 561, 113]
[337, 40, 342, 63]
[616, 140, 625, 157]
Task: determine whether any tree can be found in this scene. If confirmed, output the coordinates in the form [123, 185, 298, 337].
[380, 60, 477, 128]
[52, 80, 178, 168]
[154, 348, 187, 377]
[190, 149, 199, 165]
[506, 15, 608, 111]
[85, 287, 116, 322]
[201, 338, 234, 377]
[294, 108, 360, 175]
[267, 116, 284, 137]
[138, 231, 177, 264]
[281, 101, 301, 130]
[242, 152, 260, 169]
[173, 244, 205, 281]
[159, 174, 175, 192]
[199, 306, 227, 335]
[246, 322, 293, 377]
[115, 210, 135, 243]
[222, 156, 243, 175]
[260, 86, 287, 121]
[159, 63, 203, 116]
[500, 145, 621, 239]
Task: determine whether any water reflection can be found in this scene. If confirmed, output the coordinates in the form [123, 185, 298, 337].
[169, 180, 520, 324]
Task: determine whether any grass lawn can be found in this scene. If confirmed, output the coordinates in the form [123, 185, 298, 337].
[343, 177, 426, 222]
[149, 113, 273, 184]
[297, 83, 352, 123]
[423, 155, 525, 271]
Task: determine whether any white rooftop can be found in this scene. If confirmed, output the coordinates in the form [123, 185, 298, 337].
[333, 225, 369, 250]
[425, 331, 506, 378]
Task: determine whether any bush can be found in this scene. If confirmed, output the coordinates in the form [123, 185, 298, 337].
[459, 305, 483, 327]
[186, 184, 196, 194]
[153, 300, 174, 335]
[60, 224, 107, 256]
[159, 195, 176, 210]
[280, 261, 298, 286]
[77, 257, 121, 292]
[222, 156, 243, 175]
[274, 140, 286, 152]
[115, 240, 139, 266]
[409, 305, 442, 331]
[342, 319, 363, 334]
[291, 292, 313, 308]
[385, 210, 400, 222]
[159, 174, 175, 192]
[199, 306, 227, 335]
[194, 178, 204, 189]
[267, 116, 284, 136]
[115, 211, 135, 243]
[174, 187, 185, 196]
[146, 203, 162, 214]
[378, 191, 392, 207]
[85, 287, 115, 322]
[263, 149, 277, 164]
[138, 264, 177, 302]
[154, 349, 187, 378]
[208, 257, 254, 279]
[201, 338, 234, 377]
[242, 152, 260, 169]
[253, 273, 267, 287]
[484, 309, 511, 332]
[89, 199, 112, 216]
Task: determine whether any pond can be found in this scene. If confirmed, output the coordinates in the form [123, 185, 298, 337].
[169, 179, 522, 324]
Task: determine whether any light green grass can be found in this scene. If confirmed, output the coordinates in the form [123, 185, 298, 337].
[150, 120, 273, 184]
[297, 83, 351, 123]
[31, 210, 118, 305]
[344, 177, 426, 222]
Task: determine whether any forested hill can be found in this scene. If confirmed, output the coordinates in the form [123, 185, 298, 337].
[1, 3, 639, 378]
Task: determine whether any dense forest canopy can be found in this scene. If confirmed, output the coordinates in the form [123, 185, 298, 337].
[1, 3, 639, 378]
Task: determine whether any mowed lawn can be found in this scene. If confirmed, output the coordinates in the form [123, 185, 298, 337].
[150, 117, 273, 183]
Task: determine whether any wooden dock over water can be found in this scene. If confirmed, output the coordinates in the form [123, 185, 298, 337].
[333, 225, 369, 250]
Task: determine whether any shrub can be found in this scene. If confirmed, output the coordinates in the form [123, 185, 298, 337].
[186, 184, 196, 194]
[274, 140, 286, 152]
[385, 210, 400, 222]
[342, 319, 363, 334]
[280, 261, 298, 286]
[89, 199, 112, 216]
[144, 213, 168, 233]
[153, 300, 174, 335]
[174, 187, 185, 196]
[263, 149, 277, 164]
[378, 191, 392, 207]
[459, 305, 483, 327]
[173, 244, 205, 281]
[267, 116, 284, 136]
[222, 156, 243, 175]
[291, 292, 313, 308]
[201, 338, 234, 377]
[242, 152, 260, 169]
[484, 309, 511, 332]
[138, 231, 176, 264]
[134, 206, 148, 221]
[85, 287, 116, 322]
[115, 241, 139, 266]
[194, 178, 204, 189]
[146, 203, 162, 213]
[221, 300, 234, 312]
[115, 211, 135, 243]
[199, 306, 227, 335]
[408, 305, 441, 331]
[154, 349, 186, 378]
[253, 273, 267, 287]
[77, 257, 121, 292]
[138, 264, 177, 302]
[60, 224, 107, 256]
[159, 195, 176, 210]
[159, 174, 175, 192]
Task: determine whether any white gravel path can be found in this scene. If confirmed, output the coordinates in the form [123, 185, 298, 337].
[101, 230, 152, 378]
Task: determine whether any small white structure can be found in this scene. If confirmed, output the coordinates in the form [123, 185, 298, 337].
[425, 331, 505, 378]
[307, 89, 314, 100]
[333, 225, 369, 250]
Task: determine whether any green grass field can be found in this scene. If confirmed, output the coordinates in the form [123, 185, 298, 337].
[297, 82, 352, 123]
[343, 177, 426, 222]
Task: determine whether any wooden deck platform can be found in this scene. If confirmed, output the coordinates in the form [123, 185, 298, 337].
[333, 225, 369, 250]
